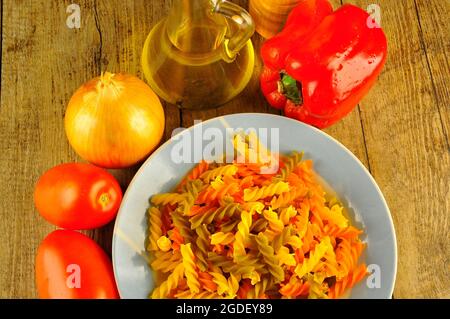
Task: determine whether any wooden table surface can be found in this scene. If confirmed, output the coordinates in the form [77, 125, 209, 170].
[0, 0, 448, 299]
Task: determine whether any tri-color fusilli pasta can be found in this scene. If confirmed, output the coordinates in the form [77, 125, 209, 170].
[147, 135, 368, 299]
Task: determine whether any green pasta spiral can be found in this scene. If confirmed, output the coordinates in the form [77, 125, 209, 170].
[278, 151, 304, 180]
[250, 218, 268, 233]
[152, 193, 186, 206]
[195, 225, 211, 272]
[272, 225, 293, 252]
[189, 203, 241, 229]
[172, 211, 193, 243]
[220, 219, 239, 233]
[255, 233, 285, 283]
[207, 252, 264, 275]
[179, 179, 204, 216]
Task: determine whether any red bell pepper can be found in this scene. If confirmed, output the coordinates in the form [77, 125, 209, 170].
[260, 0, 388, 128]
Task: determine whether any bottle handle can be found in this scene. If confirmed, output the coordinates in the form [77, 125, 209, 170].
[214, 0, 255, 61]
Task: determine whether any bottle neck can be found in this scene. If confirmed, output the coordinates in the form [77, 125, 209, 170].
[166, 0, 226, 53]
[171, 0, 216, 15]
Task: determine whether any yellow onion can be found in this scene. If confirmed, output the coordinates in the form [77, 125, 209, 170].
[65, 72, 165, 168]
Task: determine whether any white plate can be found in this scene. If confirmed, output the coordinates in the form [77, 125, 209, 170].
[112, 113, 397, 299]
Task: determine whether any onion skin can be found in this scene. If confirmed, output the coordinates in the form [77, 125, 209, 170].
[65, 73, 165, 168]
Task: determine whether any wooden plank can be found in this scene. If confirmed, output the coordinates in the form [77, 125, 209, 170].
[1, 0, 448, 299]
[1, 0, 2, 96]
[0, 0, 100, 298]
[412, 0, 450, 298]
[341, 0, 450, 298]
[414, 0, 450, 147]
[182, 108, 218, 128]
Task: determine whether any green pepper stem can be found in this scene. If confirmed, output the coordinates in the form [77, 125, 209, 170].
[279, 73, 303, 105]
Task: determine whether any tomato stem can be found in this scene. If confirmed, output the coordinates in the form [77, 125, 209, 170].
[98, 193, 110, 209]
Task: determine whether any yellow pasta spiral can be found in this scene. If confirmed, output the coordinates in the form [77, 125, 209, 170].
[306, 273, 329, 299]
[228, 273, 240, 298]
[247, 277, 270, 299]
[269, 186, 307, 210]
[200, 164, 238, 183]
[286, 235, 303, 249]
[295, 237, 332, 278]
[233, 211, 253, 258]
[244, 181, 289, 202]
[242, 201, 265, 214]
[242, 270, 261, 285]
[150, 251, 182, 273]
[180, 243, 200, 294]
[280, 206, 297, 225]
[234, 254, 266, 271]
[210, 272, 239, 298]
[276, 246, 296, 266]
[151, 193, 186, 206]
[210, 272, 229, 296]
[148, 207, 162, 251]
[151, 263, 184, 298]
[324, 204, 349, 228]
[263, 207, 284, 234]
[315, 245, 343, 278]
[211, 232, 235, 245]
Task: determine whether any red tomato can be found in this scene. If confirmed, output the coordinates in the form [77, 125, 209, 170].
[35, 230, 119, 299]
[34, 163, 122, 230]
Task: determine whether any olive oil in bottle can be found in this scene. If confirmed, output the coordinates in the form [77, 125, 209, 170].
[142, 0, 255, 109]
